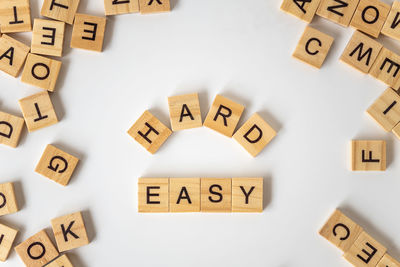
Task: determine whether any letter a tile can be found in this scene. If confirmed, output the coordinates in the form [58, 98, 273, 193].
[51, 212, 89, 252]
[233, 113, 276, 157]
[128, 110, 172, 154]
[280, 0, 321, 23]
[35, 144, 79, 186]
[168, 93, 202, 131]
[15, 230, 59, 267]
[0, 34, 30, 77]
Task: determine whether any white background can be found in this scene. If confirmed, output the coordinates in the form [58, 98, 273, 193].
[1, 0, 400, 266]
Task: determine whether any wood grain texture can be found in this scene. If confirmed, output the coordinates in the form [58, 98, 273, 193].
[280, 0, 321, 22]
[369, 48, 400, 89]
[203, 95, 244, 137]
[41, 0, 80, 24]
[0, 0, 31, 33]
[377, 254, 400, 267]
[70, 13, 106, 52]
[21, 53, 62, 91]
[350, 0, 390, 37]
[139, 0, 170, 14]
[15, 230, 59, 267]
[0, 182, 19, 216]
[381, 1, 400, 41]
[168, 93, 202, 131]
[351, 140, 386, 171]
[51, 212, 89, 252]
[35, 144, 79, 186]
[233, 113, 276, 157]
[292, 26, 334, 68]
[232, 178, 263, 212]
[0, 223, 18, 261]
[138, 178, 169, 212]
[31, 19, 65, 57]
[47, 254, 74, 267]
[317, 0, 360, 26]
[367, 88, 400, 131]
[169, 178, 200, 212]
[200, 178, 232, 212]
[104, 0, 139, 15]
[0, 111, 25, 148]
[344, 231, 387, 266]
[340, 30, 383, 73]
[18, 91, 58, 132]
[0, 34, 30, 77]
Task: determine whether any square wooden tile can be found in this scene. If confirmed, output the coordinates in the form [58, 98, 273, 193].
[0, 182, 19, 216]
[201, 178, 232, 212]
[139, 0, 170, 14]
[203, 95, 244, 137]
[41, 0, 80, 24]
[369, 48, 400, 89]
[340, 30, 383, 73]
[35, 144, 79, 186]
[70, 13, 106, 52]
[233, 113, 276, 157]
[31, 19, 65, 57]
[350, 0, 390, 37]
[104, 0, 139, 15]
[351, 140, 386, 171]
[19, 91, 58, 132]
[280, 0, 321, 23]
[0, 0, 32, 33]
[169, 178, 200, 212]
[317, 0, 360, 27]
[0, 223, 18, 262]
[127, 110, 172, 154]
[0, 111, 25, 148]
[381, 1, 400, 41]
[232, 178, 263, 212]
[47, 254, 73, 267]
[292, 26, 334, 68]
[168, 93, 202, 131]
[393, 122, 400, 139]
[319, 209, 363, 252]
[367, 88, 400, 131]
[21, 53, 62, 91]
[51, 212, 89, 252]
[344, 231, 387, 266]
[0, 34, 30, 77]
[377, 254, 400, 267]
[15, 230, 59, 267]
[138, 178, 169, 212]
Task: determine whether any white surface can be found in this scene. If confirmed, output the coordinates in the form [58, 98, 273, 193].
[1, 0, 400, 266]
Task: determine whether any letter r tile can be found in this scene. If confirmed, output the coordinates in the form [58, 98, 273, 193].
[233, 113, 276, 157]
[35, 144, 79, 186]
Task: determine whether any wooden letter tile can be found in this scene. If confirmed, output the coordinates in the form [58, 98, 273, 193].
[168, 93, 202, 131]
[0, 34, 30, 77]
[51, 212, 89, 252]
[319, 209, 363, 252]
[35, 144, 79, 186]
[0, 111, 25, 148]
[104, 0, 139, 15]
[381, 1, 400, 41]
[0, 182, 19, 216]
[21, 53, 62, 91]
[367, 88, 400, 131]
[280, 0, 321, 23]
[201, 178, 232, 212]
[340, 30, 383, 73]
[350, 0, 390, 38]
[393, 122, 400, 140]
[41, 0, 80, 24]
[31, 19, 65, 57]
[232, 178, 263, 212]
[19, 91, 58, 132]
[369, 48, 400, 89]
[47, 254, 74, 267]
[127, 110, 172, 154]
[70, 13, 106, 52]
[317, 0, 360, 27]
[169, 178, 200, 212]
[138, 178, 169, 212]
[351, 140, 386, 171]
[15, 230, 59, 267]
[344, 231, 387, 266]
[203, 95, 244, 137]
[139, 0, 170, 14]
[377, 254, 400, 267]
[233, 113, 276, 157]
[0, 223, 18, 262]
[292, 26, 334, 69]
[0, 0, 32, 33]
